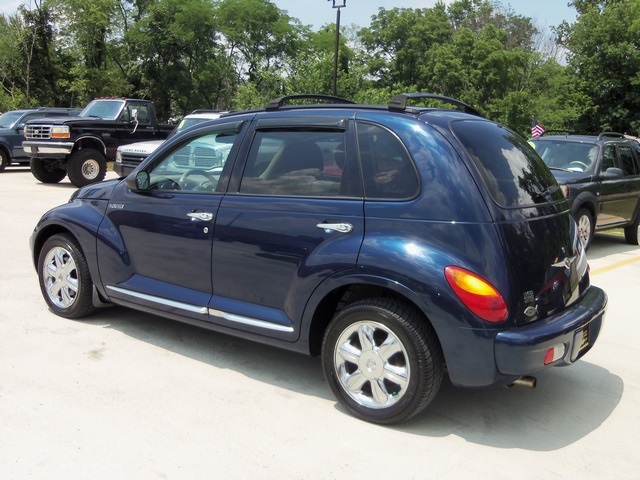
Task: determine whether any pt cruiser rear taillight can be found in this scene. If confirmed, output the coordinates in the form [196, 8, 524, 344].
[445, 266, 508, 323]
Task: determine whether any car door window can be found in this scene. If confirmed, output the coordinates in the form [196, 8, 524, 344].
[147, 131, 238, 193]
[239, 130, 349, 197]
[357, 122, 419, 200]
[618, 146, 637, 176]
[602, 145, 617, 171]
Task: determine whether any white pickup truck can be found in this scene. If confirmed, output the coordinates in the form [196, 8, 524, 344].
[114, 110, 225, 176]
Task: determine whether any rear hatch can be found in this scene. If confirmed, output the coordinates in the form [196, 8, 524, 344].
[450, 119, 589, 325]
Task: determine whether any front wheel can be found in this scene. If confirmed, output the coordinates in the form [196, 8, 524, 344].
[67, 148, 107, 187]
[37, 234, 97, 318]
[30, 158, 67, 183]
[321, 298, 443, 424]
[575, 208, 594, 249]
[0, 150, 8, 172]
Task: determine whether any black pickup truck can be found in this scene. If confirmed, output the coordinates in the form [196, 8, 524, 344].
[23, 98, 173, 186]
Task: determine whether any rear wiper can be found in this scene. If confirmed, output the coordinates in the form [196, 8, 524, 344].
[548, 166, 571, 172]
[531, 184, 561, 202]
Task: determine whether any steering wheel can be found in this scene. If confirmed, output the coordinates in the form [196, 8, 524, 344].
[568, 161, 589, 171]
[179, 169, 219, 191]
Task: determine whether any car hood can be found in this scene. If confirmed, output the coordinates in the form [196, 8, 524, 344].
[549, 169, 592, 184]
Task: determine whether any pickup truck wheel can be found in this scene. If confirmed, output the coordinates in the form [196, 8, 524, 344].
[37, 233, 97, 319]
[321, 298, 443, 424]
[67, 149, 107, 187]
[0, 150, 8, 172]
[624, 215, 640, 245]
[30, 158, 67, 183]
[575, 208, 594, 249]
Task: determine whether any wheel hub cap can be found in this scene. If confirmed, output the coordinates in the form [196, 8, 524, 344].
[42, 246, 78, 308]
[334, 320, 410, 409]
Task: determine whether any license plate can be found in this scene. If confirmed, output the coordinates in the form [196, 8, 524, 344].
[579, 327, 590, 351]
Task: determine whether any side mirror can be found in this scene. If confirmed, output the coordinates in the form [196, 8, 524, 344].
[602, 167, 623, 179]
[125, 171, 150, 191]
[16, 123, 25, 131]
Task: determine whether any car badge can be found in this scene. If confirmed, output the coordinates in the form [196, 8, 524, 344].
[552, 255, 577, 276]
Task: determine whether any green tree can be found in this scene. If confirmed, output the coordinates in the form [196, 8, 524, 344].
[559, 0, 640, 134]
[126, 0, 232, 118]
[216, 0, 304, 102]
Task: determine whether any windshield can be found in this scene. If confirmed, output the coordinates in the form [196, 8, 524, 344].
[452, 120, 564, 207]
[529, 140, 599, 174]
[80, 100, 125, 120]
[0, 112, 23, 128]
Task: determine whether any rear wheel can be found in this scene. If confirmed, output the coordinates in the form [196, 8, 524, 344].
[37, 234, 97, 318]
[575, 208, 594, 249]
[67, 148, 107, 187]
[624, 214, 640, 245]
[30, 158, 67, 183]
[321, 298, 443, 424]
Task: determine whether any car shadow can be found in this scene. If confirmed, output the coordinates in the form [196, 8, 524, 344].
[399, 362, 622, 450]
[81, 305, 621, 449]
[588, 231, 637, 260]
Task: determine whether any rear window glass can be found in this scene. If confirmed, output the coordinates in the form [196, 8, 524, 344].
[452, 120, 564, 207]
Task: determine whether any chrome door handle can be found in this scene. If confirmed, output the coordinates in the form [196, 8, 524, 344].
[187, 212, 214, 221]
[316, 222, 353, 233]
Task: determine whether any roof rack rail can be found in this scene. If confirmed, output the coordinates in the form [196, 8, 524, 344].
[539, 129, 572, 136]
[266, 94, 355, 110]
[388, 93, 481, 116]
[189, 109, 227, 114]
[597, 132, 625, 140]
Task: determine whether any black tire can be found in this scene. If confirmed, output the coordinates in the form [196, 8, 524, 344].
[67, 148, 107, 187]
[37, 234, 97, 319]
[30, 158, 67, 184]
[624, 214, 640, 245]
[575, 208, 594, 249]
[321, 298, 444, 424]
[0, 149, 8, 172]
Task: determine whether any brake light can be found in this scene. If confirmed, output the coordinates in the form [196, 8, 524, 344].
[444, 266, 508, 322]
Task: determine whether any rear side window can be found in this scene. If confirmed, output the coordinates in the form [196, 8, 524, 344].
[357, 122, 419, 200]
[453, 120, 563, 207]
[618, 146, 638, 176]
[239, 130, 351, 197]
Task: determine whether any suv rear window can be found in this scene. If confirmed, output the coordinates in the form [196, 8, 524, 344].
[452, 120, 563, 207]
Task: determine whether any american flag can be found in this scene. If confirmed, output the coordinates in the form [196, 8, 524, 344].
[531, 116, 546, 138]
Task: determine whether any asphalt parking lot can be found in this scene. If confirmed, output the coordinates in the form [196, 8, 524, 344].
[1, 167, 639, 479]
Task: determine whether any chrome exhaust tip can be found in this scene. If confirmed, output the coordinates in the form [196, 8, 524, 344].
[507, 376, 537, 389]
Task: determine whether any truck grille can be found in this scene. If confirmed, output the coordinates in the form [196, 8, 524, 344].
[174, 146, 220, 168]
[25, 125, 52, 139]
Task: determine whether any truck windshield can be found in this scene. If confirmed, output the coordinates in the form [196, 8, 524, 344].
[80, 100, 125, 120]
[0, 112, 23, 128]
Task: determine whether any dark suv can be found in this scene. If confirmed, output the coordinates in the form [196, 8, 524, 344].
[0, 108, 79, 171]
[30, 94, 607, 424]
[529, 132, 640, 248]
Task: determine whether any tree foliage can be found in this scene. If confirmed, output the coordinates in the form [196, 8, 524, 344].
[0, 0, 638, 137]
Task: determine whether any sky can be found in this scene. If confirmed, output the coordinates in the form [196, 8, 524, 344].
[2, 0, 577, 29]
[281, 0, 577, 31]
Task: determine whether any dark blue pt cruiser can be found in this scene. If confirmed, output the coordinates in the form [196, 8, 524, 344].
[31, 94, 607, 424]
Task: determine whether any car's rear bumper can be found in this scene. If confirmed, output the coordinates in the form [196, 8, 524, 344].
[495, 285, 607, 375]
